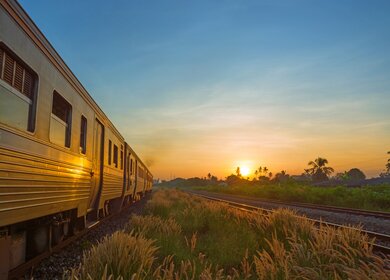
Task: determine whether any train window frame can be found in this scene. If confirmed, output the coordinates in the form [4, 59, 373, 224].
[108, 140, 112, 165]
[80, 115, 87, 154]
[50, 91, 72, 148]
[113, 144, 118, 168]
[0, 43, 38, 133]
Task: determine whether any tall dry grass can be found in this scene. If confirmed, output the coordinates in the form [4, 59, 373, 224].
[66, 189, 390, 280]
[66, 231, 158, 280]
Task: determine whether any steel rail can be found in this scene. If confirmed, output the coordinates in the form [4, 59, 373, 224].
[189, 190, 390, 219]
[192, 193, 390, 256]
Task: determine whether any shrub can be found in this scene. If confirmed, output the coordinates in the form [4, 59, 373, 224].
[67, 231, 158, 279]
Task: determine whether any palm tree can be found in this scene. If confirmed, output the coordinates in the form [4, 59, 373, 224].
[256, 166, 263, 179]
[263, 166, 268, 175]
[274, 170, 289, 182]
[207, 173, 211, 180]
[379, 151, 390, 177]
[236, 166, 241, 177]
[307, 157, 334, 181]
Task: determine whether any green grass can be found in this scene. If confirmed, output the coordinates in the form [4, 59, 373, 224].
[135, 190, 263, 272]
[191, 183, 390, 212]
[66, 189, 390, 279]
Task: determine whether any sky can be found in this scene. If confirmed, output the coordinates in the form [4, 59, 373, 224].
[20, 0, 390, 179]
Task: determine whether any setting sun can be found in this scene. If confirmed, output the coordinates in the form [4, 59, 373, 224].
[240, 166, 250, 177]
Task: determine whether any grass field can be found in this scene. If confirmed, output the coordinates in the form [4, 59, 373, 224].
[192, 183, 390, 212]
[67, 189, 389, 279]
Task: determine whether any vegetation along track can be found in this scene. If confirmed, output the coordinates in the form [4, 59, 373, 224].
[189, 192, 390, 256]
[8, 194, 151, 280]
[187, 190, 390, 235]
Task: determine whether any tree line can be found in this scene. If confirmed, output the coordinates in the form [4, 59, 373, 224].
[157, 151, 390, 186]
[214, 151, 390, 185]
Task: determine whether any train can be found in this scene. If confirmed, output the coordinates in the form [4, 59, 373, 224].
[0, 0, 152, 277]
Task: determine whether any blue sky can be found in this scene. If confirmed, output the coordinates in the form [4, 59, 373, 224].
[20, 0, 390, 178]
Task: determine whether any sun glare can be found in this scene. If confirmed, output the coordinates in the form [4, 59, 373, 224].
[240, 165, 250, 177]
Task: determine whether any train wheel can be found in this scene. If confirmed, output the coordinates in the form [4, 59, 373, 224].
[27, 226, 49, 258]
[51, 224, 63, 246]
[70, 216, 85, 235]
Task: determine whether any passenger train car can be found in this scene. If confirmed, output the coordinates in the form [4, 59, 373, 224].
[0, 0, 152, 277]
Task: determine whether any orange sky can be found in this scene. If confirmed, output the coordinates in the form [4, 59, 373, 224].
[23, 1, 390, 180]
[120, 100, 390, 180]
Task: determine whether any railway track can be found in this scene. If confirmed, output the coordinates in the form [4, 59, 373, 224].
[191, 192, 390, 256]
[7, 195, 149, 280]
[235, 196, 390, 219]
[190, 191, 390, 219]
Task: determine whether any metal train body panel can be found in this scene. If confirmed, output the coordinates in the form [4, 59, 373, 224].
[0, 0, 153, 274]
[0, 3, 94, 226]
[99, 127, 125, 210]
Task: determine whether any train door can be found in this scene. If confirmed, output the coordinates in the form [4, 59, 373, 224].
[143, 171, 146, 192]
[133, 160, 138, 197]
[88, 119, 104, 210]
[127, 153, 131, 191]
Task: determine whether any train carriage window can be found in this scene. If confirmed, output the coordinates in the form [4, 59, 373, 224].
[108, 140, 112, 165]
[3, 52, 14, 86]
[0, 49, 3, 75]
[120, 145, 124, 170]
[113, 144, 118, 168]
[80, 116, 87, 154]
[0, 45, 37, 132]
[50, 91, 72, 147]
[130, 158, 133, 175]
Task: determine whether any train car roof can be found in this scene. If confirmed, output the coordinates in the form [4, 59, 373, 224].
[2, 0, 152, 176]
[125, 142, 152, 176]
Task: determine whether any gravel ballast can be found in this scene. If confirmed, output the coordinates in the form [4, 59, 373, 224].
[28, 194, 150, 280]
